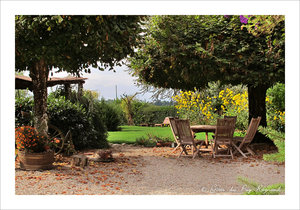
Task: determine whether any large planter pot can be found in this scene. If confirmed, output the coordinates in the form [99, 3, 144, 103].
[18, 150, 54, 170]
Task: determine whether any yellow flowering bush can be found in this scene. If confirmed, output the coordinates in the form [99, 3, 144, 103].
[173, 85, 284, 132]
[266, 96, 285, 132]
[172, 89, 216, 124]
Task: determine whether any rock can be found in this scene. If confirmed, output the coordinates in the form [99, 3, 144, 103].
[89, 149, 114, 162]
[71, 154, 88, 168]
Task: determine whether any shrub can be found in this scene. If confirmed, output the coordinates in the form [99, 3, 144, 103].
[259, 126, 285, 163]
[106, 99, 127, 125]
[97, 99, 122, 131]
[267, 83, 285, 111]
[15, 93, 109, 150]
[146, 134, 174, 143]
[133, 104, 177, 125]
[47, 95, 108, 150]
[15, 96, 34, 127]
[266, 83, 285, 132]
[135, 136, 157, 147]
[135, 134, 174, 147]
[172, 84, 248, 130]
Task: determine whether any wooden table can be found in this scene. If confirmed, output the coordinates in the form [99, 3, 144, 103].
[190, 125, 216, 146]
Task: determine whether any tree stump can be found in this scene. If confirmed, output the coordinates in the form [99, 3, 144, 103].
[71, 154, 88, 168]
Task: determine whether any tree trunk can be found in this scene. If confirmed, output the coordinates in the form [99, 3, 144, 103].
[248, 84, 274, 145]
[64, 83, 71, 99]
[30, 59, 49, 137]
[78, 82, 83, 98]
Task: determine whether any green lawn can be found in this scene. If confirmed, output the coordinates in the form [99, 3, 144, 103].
[107, 125, 214, 144]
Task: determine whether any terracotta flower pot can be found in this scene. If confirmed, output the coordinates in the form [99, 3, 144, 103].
[18, 150, 54, 170]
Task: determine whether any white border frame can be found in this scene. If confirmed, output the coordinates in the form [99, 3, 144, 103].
[1, 1, 299, 209]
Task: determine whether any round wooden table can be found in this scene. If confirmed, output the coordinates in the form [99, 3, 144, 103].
[190, 125, 216, 146]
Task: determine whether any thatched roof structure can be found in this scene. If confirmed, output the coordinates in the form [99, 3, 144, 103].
[15, 75, 87, 91]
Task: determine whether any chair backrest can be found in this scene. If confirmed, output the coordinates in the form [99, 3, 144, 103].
[224, 116, 237, 137]
[170, 118, 194, 145]
[169, 117, 178, 137]
[224, 115, 237, 122]
[243, 117, 261, 143]
[215, 118, 236, 143]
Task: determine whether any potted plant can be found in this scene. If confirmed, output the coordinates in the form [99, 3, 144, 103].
[15, 126, 54, 170]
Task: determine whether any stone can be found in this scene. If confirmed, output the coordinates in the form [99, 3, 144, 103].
[71, 154, 88, 168]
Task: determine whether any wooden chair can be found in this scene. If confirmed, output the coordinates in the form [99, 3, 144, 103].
[212, 118, 236, 159]
[224, 115, 237, 138]
[169, 118, 204, 158]
[232, 117, 261, 158]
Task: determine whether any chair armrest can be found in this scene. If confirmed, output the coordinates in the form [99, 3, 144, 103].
[232, 136, 244, 142]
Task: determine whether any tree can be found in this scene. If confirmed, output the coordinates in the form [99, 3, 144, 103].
[121, 93, 139, 125]
[15, 15, 144, 135]
[130, 15, 285, 144]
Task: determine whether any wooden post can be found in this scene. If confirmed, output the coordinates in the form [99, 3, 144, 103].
[78, 82, 83, 97]
[64, 83, 71, 99]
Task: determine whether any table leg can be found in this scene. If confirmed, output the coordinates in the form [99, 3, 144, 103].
[205, 132, 209, 147]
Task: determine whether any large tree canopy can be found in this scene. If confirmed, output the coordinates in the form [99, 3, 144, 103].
[15, 15, 144, 135]
[130, 15, 285, 143]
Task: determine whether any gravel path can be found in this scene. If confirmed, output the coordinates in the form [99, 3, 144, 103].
[15, 144, 285, 195]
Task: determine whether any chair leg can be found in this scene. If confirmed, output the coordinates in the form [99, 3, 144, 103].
[192, 145, 201, 159]
[178, 148, 185, 158]
[212, 142, 217, 158]
[246, 146, 255, 156]
[232, 143, 247, 158]
[229, 147, 233, 159]
[192, 146, 196, 159]
[172, 144, 181, 153]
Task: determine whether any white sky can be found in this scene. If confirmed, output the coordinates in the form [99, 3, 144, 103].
[24, 65, 155, 101]
[51, 65, 154, 101]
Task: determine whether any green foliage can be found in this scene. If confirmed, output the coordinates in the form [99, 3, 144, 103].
[130, 15, 285, 130]
[266, 83, 285, 132]
[53, 89, 122, 131]
[136, 134, 173, 147]
[15, 93, 109, 150]
[133, 103, 177, 125]
[16, 15, 144, 73]
[15, 95, 34, 127]
[241, 15, 285, 37]
[237, 176, 285, 195]
[267, 83, 285, 112]
[259, 126, 285, 163]
[15, 15, 144, 135]
[135, 136, 157, 147]
[47, 95, 108, 150]
[106, 99, 127, 125]
[97, 99, 122, 131]
[130, 15, 284, 90]
[49, 90, 110, 149]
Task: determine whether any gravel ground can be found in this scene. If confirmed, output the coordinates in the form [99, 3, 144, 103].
[15, 144, 285, 195]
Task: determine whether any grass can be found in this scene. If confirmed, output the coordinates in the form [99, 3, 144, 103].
[107, 125, 214, 144]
